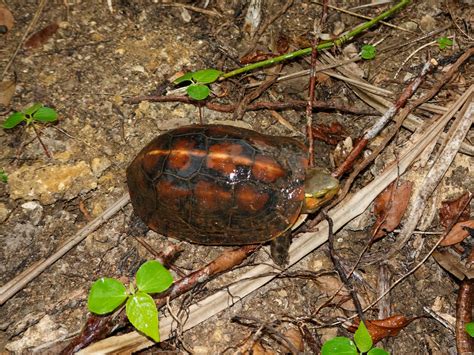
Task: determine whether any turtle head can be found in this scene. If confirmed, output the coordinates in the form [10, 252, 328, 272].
[303, 167, 339, 213]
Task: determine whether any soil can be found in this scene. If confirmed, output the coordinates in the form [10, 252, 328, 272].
[0, 1, 473, 354]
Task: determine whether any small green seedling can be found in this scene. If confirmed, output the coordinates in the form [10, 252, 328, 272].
[321, 321, 389, 355]
[437, 37, 453, 50]
[87, 260, 173, 342]
[174, 68, 223, 100]
[361, 44, 376, 60]
[0, 168, 7, 183]
[466, 322, 474, 337]
[2, 103, 58, 129]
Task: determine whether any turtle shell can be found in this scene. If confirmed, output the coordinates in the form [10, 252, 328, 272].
[126, 124, 308, 245]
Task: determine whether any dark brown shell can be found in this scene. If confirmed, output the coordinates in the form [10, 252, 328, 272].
[127, 124, 308, 245]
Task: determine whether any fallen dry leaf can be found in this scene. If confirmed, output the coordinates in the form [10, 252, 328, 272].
[372, 181, 413, 240]
[282, 327, 304, 352]
[433, 249, 474, 280]
[440, 220, 474, 246]
[348, 315, 415, 343]
[0, 6, 14, 33]
[0, 80, 16, 106]
[311, 121, 347, 145]
[245, 341, 274, 355]
[237, 325, 303, 354]
[240, 50, 275, 64]
[439, 192, 471, 230]
[24, 23, 59, 49]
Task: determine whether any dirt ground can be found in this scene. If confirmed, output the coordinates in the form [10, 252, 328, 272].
[0, 0, 473, 354]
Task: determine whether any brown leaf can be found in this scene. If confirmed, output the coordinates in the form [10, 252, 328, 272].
[0, 6, 14, 33]
[247, 342, 274, 355]
[348, 315, 415, 343]
[0, 80, 16, 106]
[440, 220, 474, 246]
[372, 181, 413, 240]
[311, 122, 347, 145]
[24, 23, 59, 49]
[275, 35, 289, 54]
[282, 327, 304, 352]
[240, 50, 274, 64]
[433, 249, 474, 280]
[439, 192, 471, 230]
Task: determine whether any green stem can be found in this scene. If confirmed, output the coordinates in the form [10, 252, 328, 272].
[221, 0, 410, 79]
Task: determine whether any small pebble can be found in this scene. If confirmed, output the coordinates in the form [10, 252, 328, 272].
[400, 21, 418, 31]
[0, 203, 9, 223]
[420, 15, 436, 32]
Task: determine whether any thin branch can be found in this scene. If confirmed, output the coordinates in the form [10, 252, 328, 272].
[325, 213, 365, 322]
[333, 59, 435, 178]
[1, 0, 47, 79]
[124, 95, 376, 115]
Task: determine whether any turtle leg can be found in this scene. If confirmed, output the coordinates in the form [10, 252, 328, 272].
[270, 232, 291, 266]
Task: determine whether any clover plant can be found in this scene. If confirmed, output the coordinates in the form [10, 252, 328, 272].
[174, 69, 223, 100]
[87, 260, 173, 342]
[2, 103, 58, 129]
[321, 321, 389, 355]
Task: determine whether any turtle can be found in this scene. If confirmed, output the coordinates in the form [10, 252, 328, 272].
[126, 124, 339, 265]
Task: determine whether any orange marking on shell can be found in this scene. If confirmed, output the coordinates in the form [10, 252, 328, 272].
[142, 149, 169, 174]
[207, 143, 248, 174]
[155, 179, 191, 208]
[236, 184, 269, 212]
[252, 155, 285, 183]
[194, 180, 232, 211]
[167, 138, 196, 170]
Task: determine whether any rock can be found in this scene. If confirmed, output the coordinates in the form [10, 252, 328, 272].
[277, 62, 308, 95]
[420, 15, 436, 32]
[0, 202, 9, 223]
[400, 21, 418, 31]
[130, 65, 146, 73]
[21, 201, 43, 225]
[332, 20, 345, 36]
[6, 315, 68, 352]
[91, 157, 111, 177]
[8, 161, 97, 204]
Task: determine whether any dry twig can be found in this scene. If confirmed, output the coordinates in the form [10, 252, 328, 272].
[383, 89, 473, 260]
[456, 279, 474, 353]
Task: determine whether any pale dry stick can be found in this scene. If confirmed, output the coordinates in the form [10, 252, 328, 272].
[353, 87, 474, 156]
[379, 24, 452, 53]
[306, 2, 328, 167]
[1, 0, 47, 80]
[423, 306, 455, 332]
[383, 92, 473, 261]
[312, 1, 414, 33]
[323, 46, 474, 156]
[0, 193, 130, 305]
[333, 59, 435, 177]
[161, 3, 223, 17]
[393, 36, 455, 79]
[250, 0, 294, 43]
[78, 88, 464, 354]
[323, 69, 393, 97]
[350, 0, 393, 10]
[269, 110, 302, 135]
[245, 56, 362, 89]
